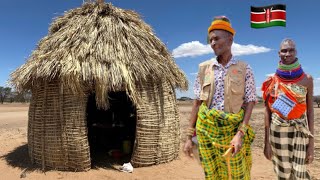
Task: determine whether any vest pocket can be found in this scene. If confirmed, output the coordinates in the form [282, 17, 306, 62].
[230, 78, 244, 95]
[200, 82, 211, 100]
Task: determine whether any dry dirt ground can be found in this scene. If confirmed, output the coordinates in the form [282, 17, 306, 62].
[0, 102, 319, 180]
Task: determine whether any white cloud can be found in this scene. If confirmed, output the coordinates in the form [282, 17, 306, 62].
[172, 41, 272, 58]
[265, 73, 274, 77]
[232, 43, 272, 56]
[172, 41, 212, 58]
[190, 72, 198, 76]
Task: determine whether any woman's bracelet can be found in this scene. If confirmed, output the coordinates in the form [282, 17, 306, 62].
[186, 127, 195, 138]
[238, 123, 249, 136]
[237, 129, 245, 138]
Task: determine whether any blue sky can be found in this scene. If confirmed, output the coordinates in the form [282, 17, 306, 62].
[1, 0, 319, 98]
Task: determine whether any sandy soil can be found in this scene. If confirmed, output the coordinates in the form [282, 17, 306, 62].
[0, 102, 319, 180]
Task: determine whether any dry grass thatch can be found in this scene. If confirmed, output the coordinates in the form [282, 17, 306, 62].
[10, 2, 188, 108]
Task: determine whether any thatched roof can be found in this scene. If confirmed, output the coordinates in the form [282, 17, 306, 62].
[11, 2, 188, 108]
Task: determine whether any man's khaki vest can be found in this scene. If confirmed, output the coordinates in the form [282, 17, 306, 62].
[198, 59, 247, 113]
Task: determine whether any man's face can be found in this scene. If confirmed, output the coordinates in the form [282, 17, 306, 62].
[208, 30, 233, 56]
[278, 42, 297, 65]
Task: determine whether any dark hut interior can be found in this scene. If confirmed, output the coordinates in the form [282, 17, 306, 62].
[86, 92, 136, 165]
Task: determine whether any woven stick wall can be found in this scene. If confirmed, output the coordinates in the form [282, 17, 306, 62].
[28, 78, 180, 170]
[28, 80, 91, 171]
[131, 80, 180, 167]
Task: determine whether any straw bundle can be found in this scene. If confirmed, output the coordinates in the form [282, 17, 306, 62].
[11, 2, 187, 109]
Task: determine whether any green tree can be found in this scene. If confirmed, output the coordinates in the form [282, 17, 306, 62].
[13, 91, 32, 103]
[0, 86, 12, 104]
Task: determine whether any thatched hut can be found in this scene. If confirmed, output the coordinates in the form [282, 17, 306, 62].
[11, 1, 187, 171]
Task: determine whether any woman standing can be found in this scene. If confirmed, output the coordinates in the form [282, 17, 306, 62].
[262, 38, 314, 179]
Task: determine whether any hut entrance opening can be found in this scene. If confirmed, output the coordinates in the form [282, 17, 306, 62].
[86, 91, 136, 165]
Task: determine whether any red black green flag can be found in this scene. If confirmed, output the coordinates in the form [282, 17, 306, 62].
[251, 4, 286, 28]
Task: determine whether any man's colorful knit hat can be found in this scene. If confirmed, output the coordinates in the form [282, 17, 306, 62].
[208, 16, 235, 36]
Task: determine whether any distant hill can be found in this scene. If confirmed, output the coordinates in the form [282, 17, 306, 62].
[177, 97, 193, 101]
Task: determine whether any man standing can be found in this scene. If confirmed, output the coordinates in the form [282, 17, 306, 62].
[262, 39, 314, 179]
[183, 16, 256, 179]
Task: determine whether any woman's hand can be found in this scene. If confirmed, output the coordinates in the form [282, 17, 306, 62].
[264, 142, 273, 160]
[230, 131, 243, 157]
[306, 142, 314, 164]
[183, 138, 194, 157]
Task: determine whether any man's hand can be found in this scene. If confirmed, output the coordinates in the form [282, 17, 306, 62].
[264, 142, 272, 160]
[306, 142, 314, 164]
[230, 131, 243, 157]
[183, 139, 194, 157]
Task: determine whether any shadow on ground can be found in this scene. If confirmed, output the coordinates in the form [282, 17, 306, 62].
[0, 143, 38, 177]
[1, 144, 34, 169]
[1, 143, 132, 173]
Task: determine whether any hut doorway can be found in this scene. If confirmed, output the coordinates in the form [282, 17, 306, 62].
[86, 91, 136, 166]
